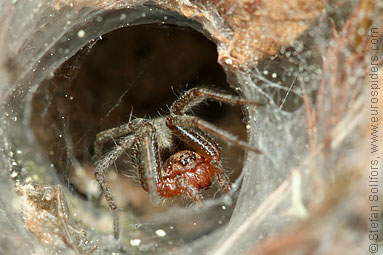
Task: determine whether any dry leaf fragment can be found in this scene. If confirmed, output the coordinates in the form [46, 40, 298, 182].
[16, 184, 97, 254]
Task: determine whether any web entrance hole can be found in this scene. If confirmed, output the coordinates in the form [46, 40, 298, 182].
[30, 23, 251, 225]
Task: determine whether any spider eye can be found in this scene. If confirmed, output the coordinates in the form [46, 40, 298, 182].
[178, 151, 197, 166]
[179, 159, 188, 166]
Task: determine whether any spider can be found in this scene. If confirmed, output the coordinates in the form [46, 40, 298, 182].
[93, 87, 262, 239]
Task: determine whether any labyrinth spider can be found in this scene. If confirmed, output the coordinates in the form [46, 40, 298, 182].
[94, 87, 261, 239]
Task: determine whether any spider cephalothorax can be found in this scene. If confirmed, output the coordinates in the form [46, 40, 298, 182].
[93, 87, 261, 239]
[155, 150, 220, 200]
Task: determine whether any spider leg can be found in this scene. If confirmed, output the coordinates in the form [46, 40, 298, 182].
[170, 87, 262, 115]
[137, 122, 162, 206]
[94, 119, 145, 159]
[210, 161, 232, 193]
[94, 135, 136, 239]
[166, 115, 261, 154]
[175, 176, 203, 203]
